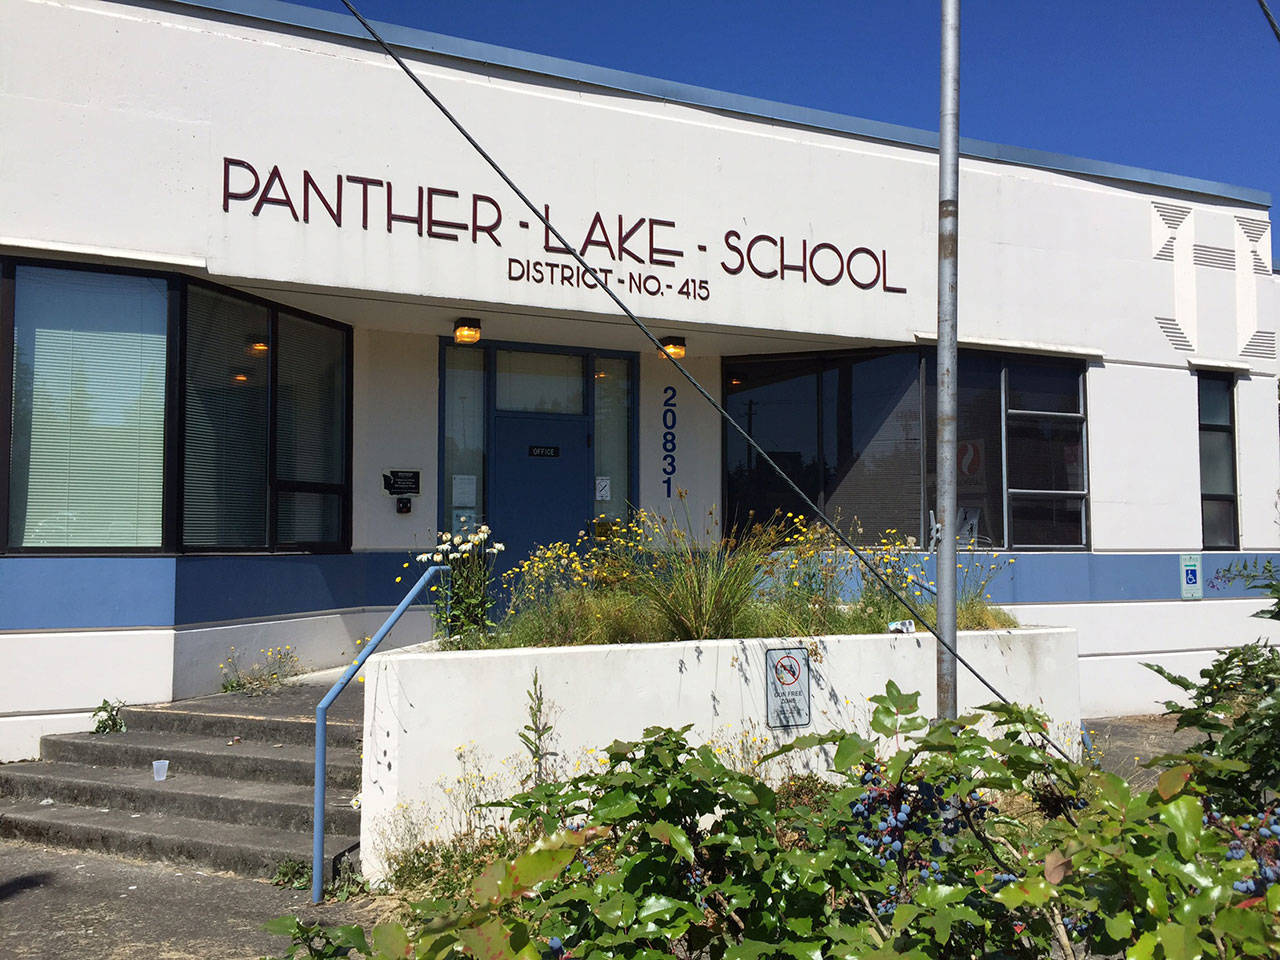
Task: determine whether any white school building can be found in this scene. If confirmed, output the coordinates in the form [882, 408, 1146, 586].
[1, 0, 1278, 759]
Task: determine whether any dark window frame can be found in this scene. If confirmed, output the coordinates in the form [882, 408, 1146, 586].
[1003, 356, 1090, 550]
[0, 255, 353, 556]
[722, 346, 1091, 551]
[1197, 372, 1239, 551]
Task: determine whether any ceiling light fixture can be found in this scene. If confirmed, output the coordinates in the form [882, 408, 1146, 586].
[453, 318, 481, 344]
[659, 336, 686, 360]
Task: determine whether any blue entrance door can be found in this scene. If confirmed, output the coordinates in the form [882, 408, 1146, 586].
[488, 414, 591, 565]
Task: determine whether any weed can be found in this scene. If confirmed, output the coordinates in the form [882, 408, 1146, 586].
[517, 669, 558, 787]
[271, 858, 311, 891]
[219, 644, 302, 696]
[91, 698, 126, 735]
[270, 857, 368, 902]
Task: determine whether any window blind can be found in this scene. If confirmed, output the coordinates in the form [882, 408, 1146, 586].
[9, 266, 167, 547]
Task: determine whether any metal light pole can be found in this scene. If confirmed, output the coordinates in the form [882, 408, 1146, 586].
[935, 0, 960, 720]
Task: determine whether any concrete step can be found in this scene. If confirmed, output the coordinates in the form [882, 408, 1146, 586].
[40, 730, 361, 790]
[0, 760, 360, 835]
[120, 705, 361, 748]
[0, 796, 358, 879]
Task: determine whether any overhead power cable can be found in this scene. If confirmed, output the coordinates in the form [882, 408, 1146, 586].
[1259, 0, 1280, 45]
[335, 0, 1073, 763]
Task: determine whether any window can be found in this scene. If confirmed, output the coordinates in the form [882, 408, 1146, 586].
[724, 358, 822, 525]
[274, 313, 348, 547]
[724, 348, 1090, 549]
[7, 265, 168, 547]
[1004, 358, 1087, 548]
[1198, 373, 1238, 549]
[442, 344, 485, 533]
[182, 287, 270, 547]
[182, 286, 350, 551]
[1, 260, 352, 554]
[593, 357, 631, 523]
[824, 353, 925, 540]
[926, 353, 1005, 547]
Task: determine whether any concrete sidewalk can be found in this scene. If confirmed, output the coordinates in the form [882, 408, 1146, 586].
[0, 839, 375, 960]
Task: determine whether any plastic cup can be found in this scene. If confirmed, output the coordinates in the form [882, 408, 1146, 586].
[153, 759, 169, 781]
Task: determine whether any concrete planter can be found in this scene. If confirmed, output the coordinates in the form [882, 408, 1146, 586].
[360, 627, 1078, 882]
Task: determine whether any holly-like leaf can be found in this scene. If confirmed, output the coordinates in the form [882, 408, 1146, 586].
[636, 893, 696, 925]
[832, 733, 875, 771]
[1157, 764, 1193, 800]
[456, 918, 538, 960]
[992, 877, 1053, 909]
[261, 916, 303, 936]
[1158, 794, 1203, 859]
[1155, 921, 1198, 960]
[1044, 848, 1072, 886]
[1104, 911, 1134, 940]
[369, 922, 412, 960]
[329, 925, 372, 953]
[472, 859, 509, 904]
[647, 821, 695, 863]
[594, 891, 637, 928]
[592, 789, 641, 823]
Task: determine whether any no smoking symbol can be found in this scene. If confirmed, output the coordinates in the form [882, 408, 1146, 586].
[774, 655, 801, 686]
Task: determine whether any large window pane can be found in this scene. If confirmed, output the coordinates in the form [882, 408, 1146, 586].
[724, 360, 821, 526]
[183, 287, 269, 548]
[926, 352, 1004, 547]
[1010, 496, 1084, 547]
[1007, 419, 1085, 491]
[276, 314, 346, 486]
[496, 350, 583, 414]
[823, 353, 922, 542]
[278, 491, 342, 544]
[443, 345, 485, 534]
[1008, 360, 1080, 413]
[1198, 429, 1236, 496]
[1198, 376, 1232, 427]
[1202, 499, 1237, 550]
[9, 266, 167, 547]
[593, 357, 630, 522]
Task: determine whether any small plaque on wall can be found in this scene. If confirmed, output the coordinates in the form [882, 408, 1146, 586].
[382, 469, 421, 496]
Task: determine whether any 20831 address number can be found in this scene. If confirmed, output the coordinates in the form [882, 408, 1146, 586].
[661, 385, 677, 497]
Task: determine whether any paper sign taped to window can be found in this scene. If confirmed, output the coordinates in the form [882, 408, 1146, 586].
[452, 474, 476, 508]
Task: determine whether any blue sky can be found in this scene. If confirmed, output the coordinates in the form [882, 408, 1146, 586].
[296, 1, 1278, 254]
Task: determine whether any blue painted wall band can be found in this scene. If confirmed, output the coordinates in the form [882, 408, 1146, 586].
[1, 551, 1277, 632]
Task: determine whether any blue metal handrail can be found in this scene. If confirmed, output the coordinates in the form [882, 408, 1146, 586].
[312, 564, 449, 902]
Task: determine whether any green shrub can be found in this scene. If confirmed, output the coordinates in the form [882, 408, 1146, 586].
[266, 684, 1280, 960]
[1147, 640, 1280, 814]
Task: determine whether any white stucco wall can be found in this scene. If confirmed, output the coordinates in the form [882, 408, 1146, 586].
[360, 628, 1078, 881]
[1, 0, 1272, 372]
[352, 330, 439, 552]
[637, 353, 722, 525]
[1012, 598, 1279, 716]
[1086, 362, 1204, 551]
